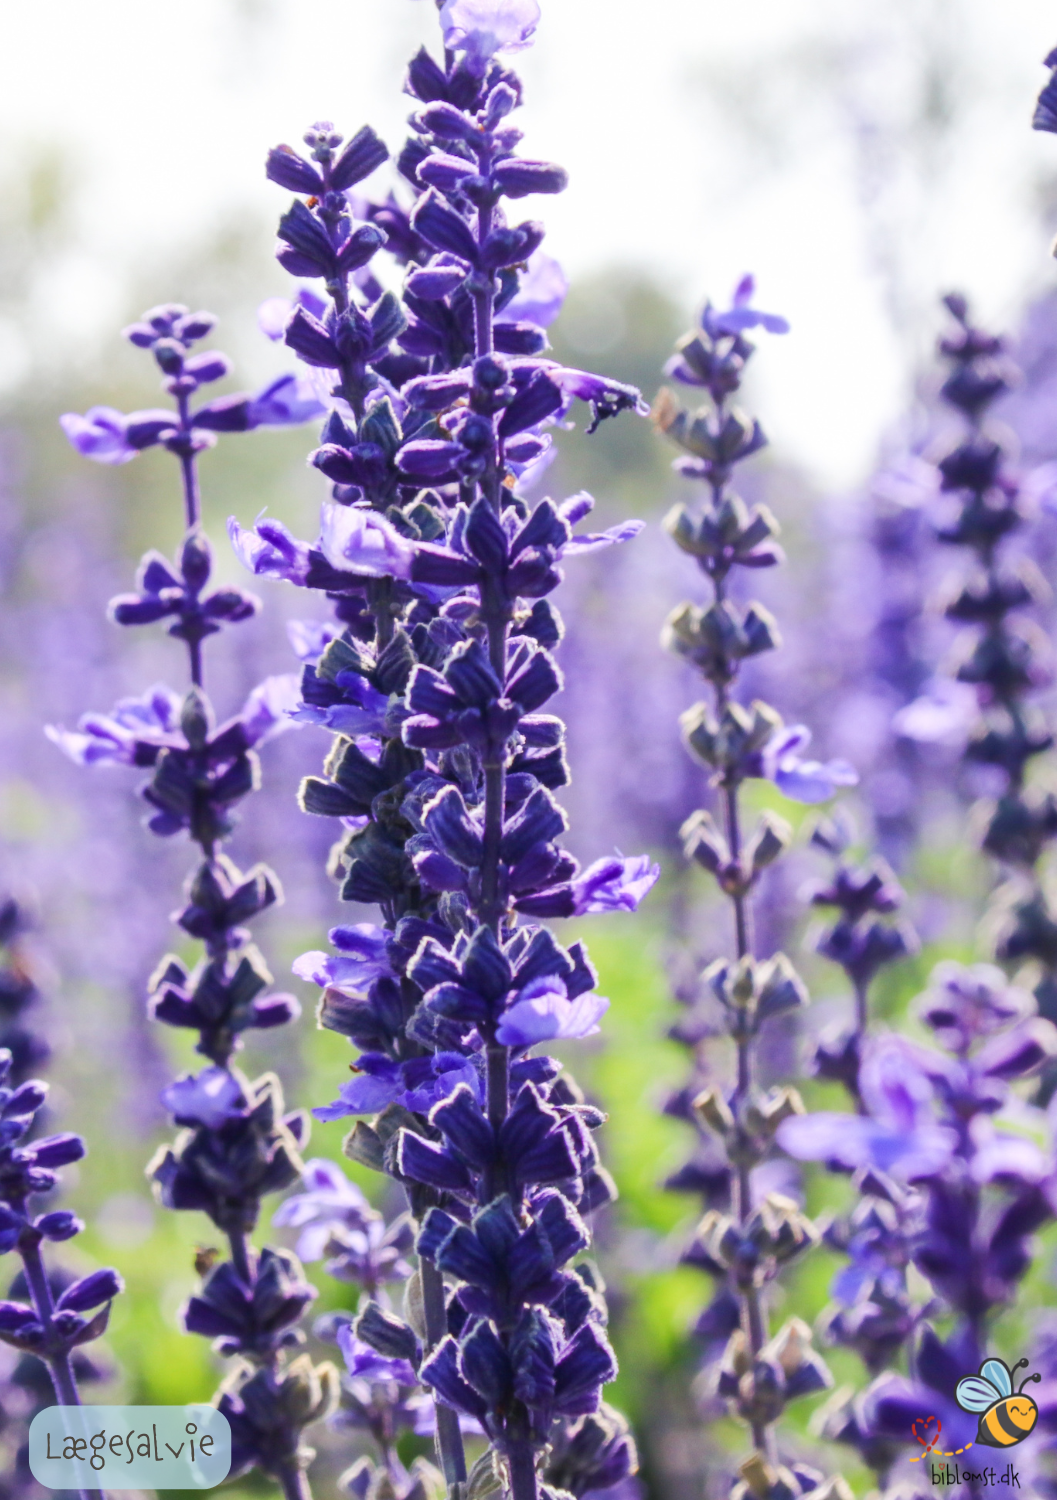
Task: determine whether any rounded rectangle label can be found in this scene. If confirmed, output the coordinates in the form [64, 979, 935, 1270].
[29, 1405, 231, 1489]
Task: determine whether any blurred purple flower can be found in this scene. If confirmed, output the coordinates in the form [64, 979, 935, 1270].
[759, 725, 858, 803]
[337, 1326, 417, 1389]
[257, 288, 327, 342]
[287, 620, 338, 664]
[59, 407, 138, 465]
[45, 685, 182, 766]
[778, 1034, 957, 1179]
[707, 276, 789, 338]
[272, 1158, 377, 1261]
[499, 251, 569, 329]
[893, 677, 978, 748]
[246, 372, 326, 427]
[439, 0, 541, 67]
[162, 1067, 249, 1129]
[240, 674, 302, 747]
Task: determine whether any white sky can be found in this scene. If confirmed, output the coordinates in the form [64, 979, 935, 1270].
[3, 0, 1057, 488]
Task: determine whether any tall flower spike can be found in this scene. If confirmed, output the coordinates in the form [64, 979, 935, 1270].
[55, 309, 334, 1500]
[656, 284, 856, 1499]
[0, 904, 123, 1500]
[240, 8, 656, 1500]
[895, 297, 1057, 1100]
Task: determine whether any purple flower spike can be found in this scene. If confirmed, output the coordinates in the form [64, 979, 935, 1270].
[496, 976, 609, 1046]
[760, 725, 858, 803]
[439, 0, 541, 69]
[59, 406, 136, 464]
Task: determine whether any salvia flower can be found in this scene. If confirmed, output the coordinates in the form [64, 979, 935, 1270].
[233, 11, 658, 1498]
[655, 287, 852, 1493]
[56, 304, 337, 1498]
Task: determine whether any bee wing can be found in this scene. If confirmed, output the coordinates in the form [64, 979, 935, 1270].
[956, 1377, 1000, 1411]
[981, 1360, 1013, 1398]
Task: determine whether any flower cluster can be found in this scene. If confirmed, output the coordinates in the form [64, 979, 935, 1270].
[783, 965, 1057, 1490]
[0, 892, 122, 1475]
[895, 299, 1057, 1074]
[55, 311, 337, 1497]
[0, 1049, 122, 1426]
[655, 287, 854, 1500]
[226, 5, 656, 1498]
[806, 813, 916, 1100]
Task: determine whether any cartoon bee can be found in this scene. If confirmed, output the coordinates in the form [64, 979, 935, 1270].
[955, 1357, 1041, 1447]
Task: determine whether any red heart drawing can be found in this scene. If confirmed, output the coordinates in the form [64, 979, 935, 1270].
[912, 1415, 941, 1452]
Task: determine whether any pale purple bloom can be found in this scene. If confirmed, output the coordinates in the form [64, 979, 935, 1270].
[572, 855, 660, 914]
[759, 725, 858, 803]
[319, 501, 416, 580]
[45, 684, 182, 766]
[563, 518, 645, 556]
[968, 1120, 1048, 1186]
[292, 923, 394, 996]
[496, 975, 609, 1047]
[287, 619, 338, 663]
[246, 372, 326, 427]
[439, 0, 540, 67]
[273, 1158, 378, 1261]
[499, 251, 568, 329]
[257, 288, 327, 342]
[706, 275, 790, 338]
[228, 513, 313, 585]
[59, 406, 136, 464]
[777, 1034, 956, 1179]
[893, 678, 978, 748]
[314, 1061, 403, 1121]
[240, 674, 302, 746]
[161, 1067, 249, 1129]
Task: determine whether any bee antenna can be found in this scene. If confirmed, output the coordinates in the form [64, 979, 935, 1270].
[1012, 1359, 1029, 1373]
[1018, 1373, 1041, 1393]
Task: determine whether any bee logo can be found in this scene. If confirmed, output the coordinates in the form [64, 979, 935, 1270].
[955, 1357, 1041, 1448]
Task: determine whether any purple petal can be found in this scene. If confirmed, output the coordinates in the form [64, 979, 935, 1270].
[440, 0, 541, 65]
[162, 1067, 248, 1129]
[60, 407, 136, 465]
[313, 1071, 402, 1121]
[572, 854, 660, 913]
[498, 251, 568, 329]
[239, 674, 301, 746]
[496, 987, 609, 1046]
[319, 501, 416, 580]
